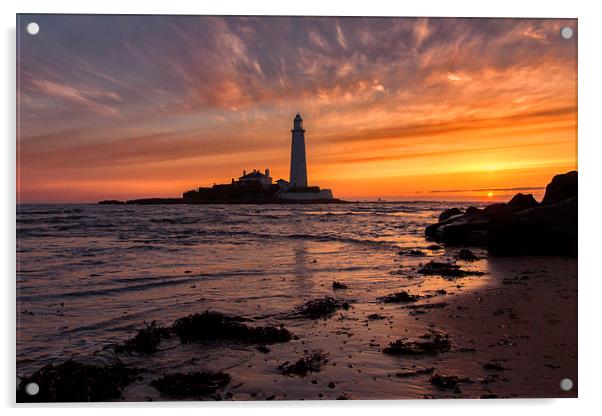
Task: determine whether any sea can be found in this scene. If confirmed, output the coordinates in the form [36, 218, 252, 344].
[16, 202, 493, 400]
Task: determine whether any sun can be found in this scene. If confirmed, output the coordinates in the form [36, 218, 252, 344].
[487, 192, 494, 198]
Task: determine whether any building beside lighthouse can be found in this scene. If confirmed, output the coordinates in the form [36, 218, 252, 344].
[278, 113, 334, 201]
[180, 113, 335, 204]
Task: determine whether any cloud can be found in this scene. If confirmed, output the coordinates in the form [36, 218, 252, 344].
[29, 79, 120, 116]
[430, 186, 545, 193]
[335, 23, 348, 49]
[16, 15, 577, 201]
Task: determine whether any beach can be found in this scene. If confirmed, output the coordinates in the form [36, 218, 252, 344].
[16, 202, 577, 400]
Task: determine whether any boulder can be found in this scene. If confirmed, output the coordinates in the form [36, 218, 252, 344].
[507, 193, 539, 211]
[465, 206, 483, 215]
[439, 207, 462, 222]
[425, 171, 577, 256]
[488, 197, 577, 256]
[541, 171, 577, 206]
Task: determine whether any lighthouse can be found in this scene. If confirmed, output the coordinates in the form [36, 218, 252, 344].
[289, 113, 308, 188]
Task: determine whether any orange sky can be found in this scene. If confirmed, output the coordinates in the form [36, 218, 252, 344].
[17, 16, 577, 202]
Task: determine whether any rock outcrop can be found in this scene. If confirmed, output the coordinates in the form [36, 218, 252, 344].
[425, 171, 577, 256]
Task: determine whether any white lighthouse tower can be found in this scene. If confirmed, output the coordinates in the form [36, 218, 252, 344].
[279, 113, 334, 201]
[289, 113, 308, 188]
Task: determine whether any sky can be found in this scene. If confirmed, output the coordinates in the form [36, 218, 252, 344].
[17, 15, 577, 202]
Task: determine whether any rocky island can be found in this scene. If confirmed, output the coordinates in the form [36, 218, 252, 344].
[99, 114, 342, 205]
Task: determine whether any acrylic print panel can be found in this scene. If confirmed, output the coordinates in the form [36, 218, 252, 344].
[16, 14, 577, 402]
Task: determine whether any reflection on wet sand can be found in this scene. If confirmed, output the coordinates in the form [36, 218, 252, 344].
[17, 203, 576, 401]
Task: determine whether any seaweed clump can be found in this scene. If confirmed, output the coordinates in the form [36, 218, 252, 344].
[457, 249, 479, 261]
[295, 297, 350, 319]
[377, 290, 420, 303]
[151, 371, 231, 397]
[418, 261, 484, 278]
[332, 281, 348, 290]
[278, 351, 329, 377]
[115, 321, 171, 354]
[172, 311, 292, 344]
[382, 331, 451, 356]
[430, 373, 472, 389]
[17, 360, 138, 402]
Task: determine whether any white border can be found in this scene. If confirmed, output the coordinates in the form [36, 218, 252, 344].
[3, 0, 602, 414]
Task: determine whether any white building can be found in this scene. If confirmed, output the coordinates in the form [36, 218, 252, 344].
[279, 113, 334, 201]
[289, 113, 308, 188]
[235, 168, 273, 188]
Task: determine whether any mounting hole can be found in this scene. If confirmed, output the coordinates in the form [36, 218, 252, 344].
[560, 26, 573, 40]
[25, 382, 39, 396]
[559, 378, 573, 391]
[26, 22, 40, 35]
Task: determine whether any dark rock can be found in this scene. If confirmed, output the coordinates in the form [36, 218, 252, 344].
[465, 206, 482, 215]
[17, 360, 138, 402]
[424, 172, 577, 256]
[295, 297, 350, 319]
[332, 281, 348, 290]
[439, 208, 463, 222]
[488, 196, 577, 256]
[328, 381, 336, 388]
[115, 321, 171, 354]
[507, 193, 539, 211]
[377, 290, 420, 303]
[151, 371, 230, 397]
[426, 213, 489, 246]
[173, 311, 292, 344]
[382, 331, 451, 355]
[541, 170, 577, 206]
[366, 313, 386, 320]
[278, 351, 328, 377]
[483, 194, 538, 218]
[457, 249, 479, 261]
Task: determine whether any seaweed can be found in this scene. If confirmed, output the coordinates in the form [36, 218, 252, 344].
[172, 311, 292, 344]
[278, 351, 329, 377]
[115, 321, 171, 354]
[418, 261, 484, 278]
[457, 249, 479, 261]
[382, 331, 451, 355]
[151, 371, 230, 397]
[332, 281, 348, 290]
[430, 373, 472, 389]
[17, 360, 138, 402]
[377, 290, 420, 303]
[483, 362, 506, 371]
[295, 297, 350, 319]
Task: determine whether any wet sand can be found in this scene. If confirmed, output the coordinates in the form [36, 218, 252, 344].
[112, 252, 577, 401]
[407, 255, 578, 399]
[17, 204, 577, 401]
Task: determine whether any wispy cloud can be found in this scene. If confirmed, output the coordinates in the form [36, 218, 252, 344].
[17, 15, 577, 202]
